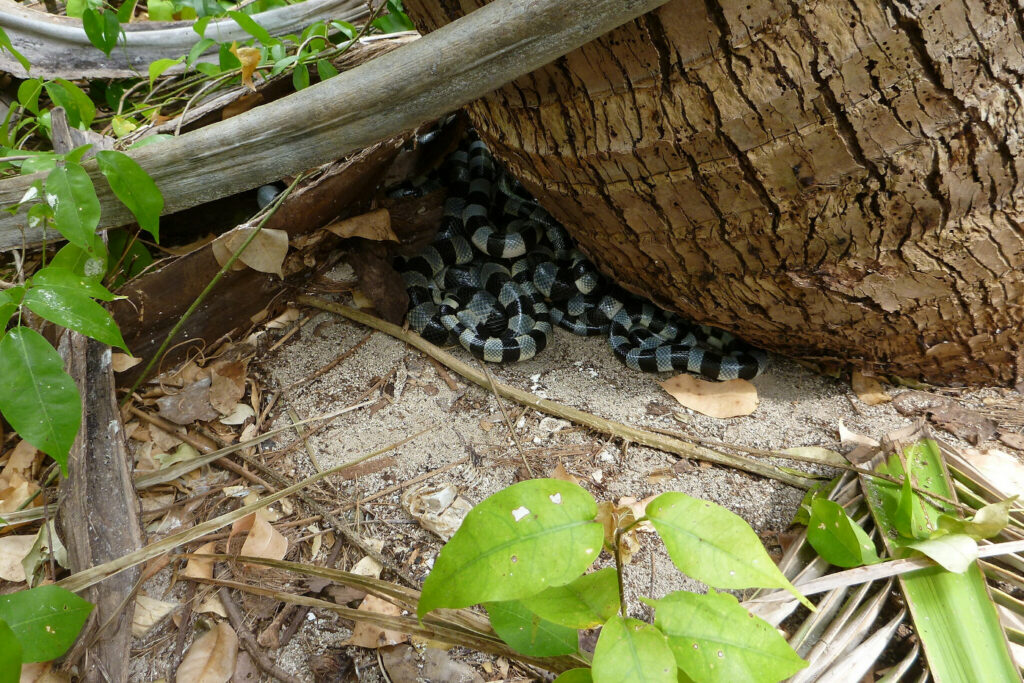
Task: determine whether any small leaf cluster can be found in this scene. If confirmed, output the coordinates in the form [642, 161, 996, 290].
[0, 585, 94, 682]
[418, 479, 809, 683]
[803, 440, 1016, 573]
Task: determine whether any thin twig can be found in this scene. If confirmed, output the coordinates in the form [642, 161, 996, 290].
[478, 360, 533, 477]
[295, 298, 816, 489]
[218, 578, 302, 683]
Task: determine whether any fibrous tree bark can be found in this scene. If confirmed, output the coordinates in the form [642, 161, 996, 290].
[404, 0, 1024, 386]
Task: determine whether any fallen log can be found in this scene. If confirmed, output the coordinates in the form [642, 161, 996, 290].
[0, 0, 366, 79]
[0, 0, 672, 252]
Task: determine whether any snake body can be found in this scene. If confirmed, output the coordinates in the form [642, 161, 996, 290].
[392, 133, 768, 381]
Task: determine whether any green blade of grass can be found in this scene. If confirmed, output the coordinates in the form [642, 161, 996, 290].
[861, 434, 1019, 683]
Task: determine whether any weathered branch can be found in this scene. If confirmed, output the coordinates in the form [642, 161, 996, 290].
[0, 0, 671, 252]
[0, 0, 366, 79]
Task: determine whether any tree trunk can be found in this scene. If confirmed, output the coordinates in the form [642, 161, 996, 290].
[403, 0, 1024, 386]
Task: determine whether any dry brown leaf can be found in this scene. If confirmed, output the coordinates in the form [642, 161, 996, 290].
[229, 44, 262, 92]
[132, 595, 178, 638]
[851, 371, 891, 405]
[963, 447, 1024, 498]
[265, 307, 300, 329]
[197, 592, 228, 618]
[346, 595, 406, 648]
[239, 513, 288, 564]
[0, 476, 39, 515]
[550, 462, 581, 485]
[18, 662, 69, 682]
[838, 420, 880, 447]
[349, 555, 383, 579]
[999, 433, 1024, 451]
[595, 501, 641, 565]
[0, 535, 36, 582]
[211, 227, 289, 278]
[208, 361, 246, 415]
[176, 621, 238, 683]
[400, 483, 473, 540]
[156, 379, 220, 425]
[323, 209, 398, 242]
[183, 541, 218, 580]
[351, 289, 374, 310]
[111, 353, 143, 372]
[660, 374, 758, 418]
[1, 440, 39, 484]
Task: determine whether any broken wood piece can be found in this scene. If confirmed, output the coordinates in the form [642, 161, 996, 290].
[0, 0, 674, 250]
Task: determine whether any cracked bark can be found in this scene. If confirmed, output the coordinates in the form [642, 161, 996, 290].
[404, 0, 1024, 385]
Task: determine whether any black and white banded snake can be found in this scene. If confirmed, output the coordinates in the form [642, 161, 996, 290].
[388, 132, 768, 381]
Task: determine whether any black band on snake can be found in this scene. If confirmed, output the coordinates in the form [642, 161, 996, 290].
[389, 131, 768, 382]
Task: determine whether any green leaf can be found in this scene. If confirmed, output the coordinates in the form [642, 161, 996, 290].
[187, 38, 217, 68]
[195, 62, 221, 77]
[806, 498, 881, 567]
[791, 476, 840, 526]
[44, 162, 100, 252]
[23, 287, 127, 350]
[148, 56, 184, 87]
[938, 496, 1017, 540]
[0, 620, 22, 683]
[292, 63, 309, 91]
[49, 243, 107, 279]
[646, 590, 807, 683]
[484, 600, 578, 657]
[418, 479, 603, 618]
[893, 473, 930, 539]
[331, 20, 358, 40]
[116, 0, 139, 23]
[128, 134, 174, 150]
[106, 229, 153, 285]
[218, 42, 241, 71]
[521, 567, 619, 629]
[44, 80, 96, 129]
[0, 27, 30, 74]
[17, 79, 43, 115]
[0, 585, 93, 662]
[0, 327, 81, 471]
[554, 669, 592, 683]
[228, 11, 277, 45]
[31, 265, 116, 301]
[147, 0, 175, 21]
[906, 534, 978, 574]
[592, 616, 676, 683]
[0, 289, 18, 330]
[95, 150, 162, 240]
[82, 9, 120, 57]
[316, 58, 338, 81]
[64, 144, 93, 165]
[646, 493, 812, 610]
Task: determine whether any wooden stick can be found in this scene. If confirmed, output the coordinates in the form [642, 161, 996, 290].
[0, 0, 672, 250]
[296, 296, 817, 489]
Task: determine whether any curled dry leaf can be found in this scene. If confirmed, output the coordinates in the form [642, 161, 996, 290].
[220, 403, 255, 426]
[229, 43, 262, 92]
[400, 483, 473, 541]
[660, 374, 758, 418]
[183, 541, 219, 580]
[346, 595, 407, 649]
[838, 420, 880, 448]
[349, 555, 383, 579]
[239, 512, 288, 565]
[132, 595, 178, 638]
[177, 621, 239, 683]
[964, 447, 1024, 499]
[18, 662, 69, 682]
[595, 500, 642, 565]
[156, 378, 220, 425]
[549, 462, 581, 485]
[208, 361, 247, 415]
[111, 353, 143, 372]
[851, 371, 892, 405]
[197, 592, 228, 618]
[211, 227, 289, 278]
[0, 535, 36, 582]
[323, 208, 398, 242]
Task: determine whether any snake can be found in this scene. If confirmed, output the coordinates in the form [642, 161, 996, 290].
[389, 132, 768, 381]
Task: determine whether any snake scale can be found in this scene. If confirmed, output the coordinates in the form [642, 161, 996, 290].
[389, 132, 768, 381]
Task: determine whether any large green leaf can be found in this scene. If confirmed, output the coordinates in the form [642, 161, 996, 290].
[0, 289, 18, 330]
[49, 243, 107, 279]
[31, 266, 116, 301]
[553, 670, 592, 683]
[23, 287, 127, 350]
[228, 10, 277, 45]
[645, 590, 806, 683]
[591, 616, 676, 683]
[863, 439, 1019, 682]
[645, 493, 811, 609]
[0, 619, 21, 683]
[82, 9, 120, 57]
[418, 479, 603, 618]
[43, 80, 96, 129]
[806, 498, 881, 567]
[0, 27, 30, 74]
[44, 162, 100, 251]
[0, 327, 80, 471]
[95, 151, 162, 240]
[521, 567, 619, 629]
[484, 600, 578, 657]
[0, 585, 93, 662]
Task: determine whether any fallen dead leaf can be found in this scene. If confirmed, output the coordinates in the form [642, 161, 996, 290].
[156, 378, 220, 425]
[346, 595, 406, 649]
[132, 595, 178, 638]
[176, 621, 238, 683]
[380, 643, 419, 683]
[324, 208, 398, 242]
[963, 447, 1024, 499]
[229, 43, 262, 92]
[838, 420, 880, 448]
[211, 227, 289, 278]
[550, 462, 581, 485]
[350, 555, 383, 579]
[401, 483, 473, 540]
[220, 403, 255, 426]
[1000, 433, 1024, 451]
[265, 307, 300, 330]
[851, 371, 891, 405]
[197, 592, 228, 618]
[208, 361, 247, 415]
[111, 353, 143, 372]
[660, 374, 758, 418]
[0, 535, 36, 582]
[595, 501, 641, 565]
[1, 440, 39, 483]
[239, 513, 288, 565]
[351, 289, 374, 310]
[184, 541, 218, 580]
[18, 662, 69, 682]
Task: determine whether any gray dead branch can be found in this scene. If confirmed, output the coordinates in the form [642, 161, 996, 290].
[0, 0, 366, 79]
[0, 0, 672, 252]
